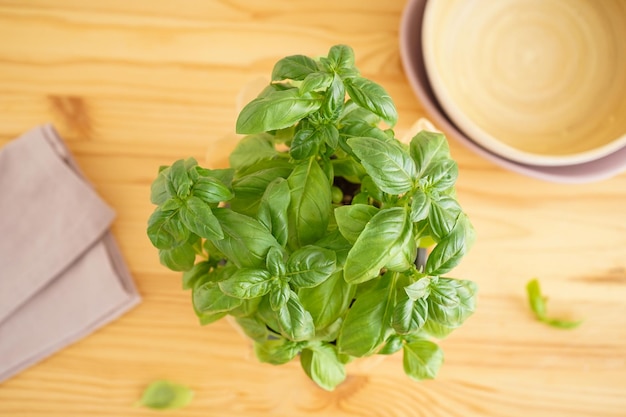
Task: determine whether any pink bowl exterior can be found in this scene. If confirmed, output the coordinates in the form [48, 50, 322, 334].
[399, 0, 626, 184]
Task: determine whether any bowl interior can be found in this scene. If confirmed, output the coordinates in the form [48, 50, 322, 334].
[421, 0, 626, 166]
[399, 0, 626, 183]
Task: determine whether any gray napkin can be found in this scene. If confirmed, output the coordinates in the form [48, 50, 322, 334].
[0, 124, 141, 383]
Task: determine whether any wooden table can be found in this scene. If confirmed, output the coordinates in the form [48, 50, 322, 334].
[1, 1, 625, 416]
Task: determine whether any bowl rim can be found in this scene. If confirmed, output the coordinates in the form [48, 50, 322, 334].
[420, 0, 626, 167]
[399, 0, 626, 183]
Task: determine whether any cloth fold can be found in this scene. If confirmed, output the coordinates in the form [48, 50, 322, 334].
[0, 124, 141, 383]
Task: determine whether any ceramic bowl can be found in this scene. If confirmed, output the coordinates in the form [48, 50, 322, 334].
[400, 0, 626, 183]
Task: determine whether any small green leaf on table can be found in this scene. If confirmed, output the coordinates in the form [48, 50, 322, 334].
[526, 278, 583, 329]
[136, 380, 193, 410]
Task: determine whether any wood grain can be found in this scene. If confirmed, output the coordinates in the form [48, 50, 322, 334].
[0, 1, 625, 416]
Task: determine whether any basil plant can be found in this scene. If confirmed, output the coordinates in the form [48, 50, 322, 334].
[147, 45, 477, 391]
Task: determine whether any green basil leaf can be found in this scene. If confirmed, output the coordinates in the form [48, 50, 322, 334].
[334, 204, 379, 244]
[526, 279, 583, 329]
[321, 123, 340, 150]
[147, 208, 189, 250]
[229, 133, 278, 171]
[337, 273, 396, 357]
[347, 137, 416, 195]
[299, 271, 355, 330]
[257, 178, 291, 247]
[313, 318, 343, 342]
[287, 158, 331, 250]
[271, 54, 319, 81]
[234, 158, 294, 183]
[526, 278, 547, 319]
[276, 291, 315, 341]
[542, 317, 584, 329]
[313, 229, 352, 267]
[254, 338, 301, 365]
[265, 246, 286, 277]
[235, 316, 268, 342]
[236, 89, 322, 134]
[211, 208, 281, 268]
[321, 74, 345, 121]
[158, 243, 196, 271]
[325, 44, 357, 76]
[427, 195, 462, 241]
[229, 296, 263, 318]
[290, 126, 324, 160]
[340, 100, 381, 125]
[196, 167, 235, 188]
[378, 335, 404, 355]
[344, 77, 398, 126]
[169, 159, 193, 198]
[286, 245, 337, 288]
[180, 196, 224, 240]
[384, 215, 417, 272]
[205, 263, 237, 283]
[422, 320, 455, 338]
[405, 277, 432, 300]
[231, 159, 293, 216]
[340, 120, 389, 141]
[257, 295, 282, 335]
[410, 131, 451, 178]
[425, 159, 458, 191]
[428, 277, 477, 327]
[402, 340, 443, 381]
[425, 220, 469, 276]
[269, 279, 290, 311]
[360, 175, 383, 202]
[197, 310, 228, 326]
[392, 295, 428, 335]
[344, 207, 410, 284]
[410, 189, 430, 222]
[299, 71, 334, 94]
[136, 380, 193, 410]
[219, 268, 272, 299]
[300, 343, 346, 391]
[160, 197, 182, 212]
[193, 281, 242, 314]
[331, 158, 366, 182]
[182, 260, 210, 290]
[192, 176, 233, 204]
[150, 169, 172, 205]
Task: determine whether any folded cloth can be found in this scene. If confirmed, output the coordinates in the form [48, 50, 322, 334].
[0, 124, 141, 383]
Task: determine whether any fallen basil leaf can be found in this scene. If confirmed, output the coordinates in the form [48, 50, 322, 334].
[136, 380, 193, 410]
[526, 278, 547, 318]
[526, 279, 583, 330]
